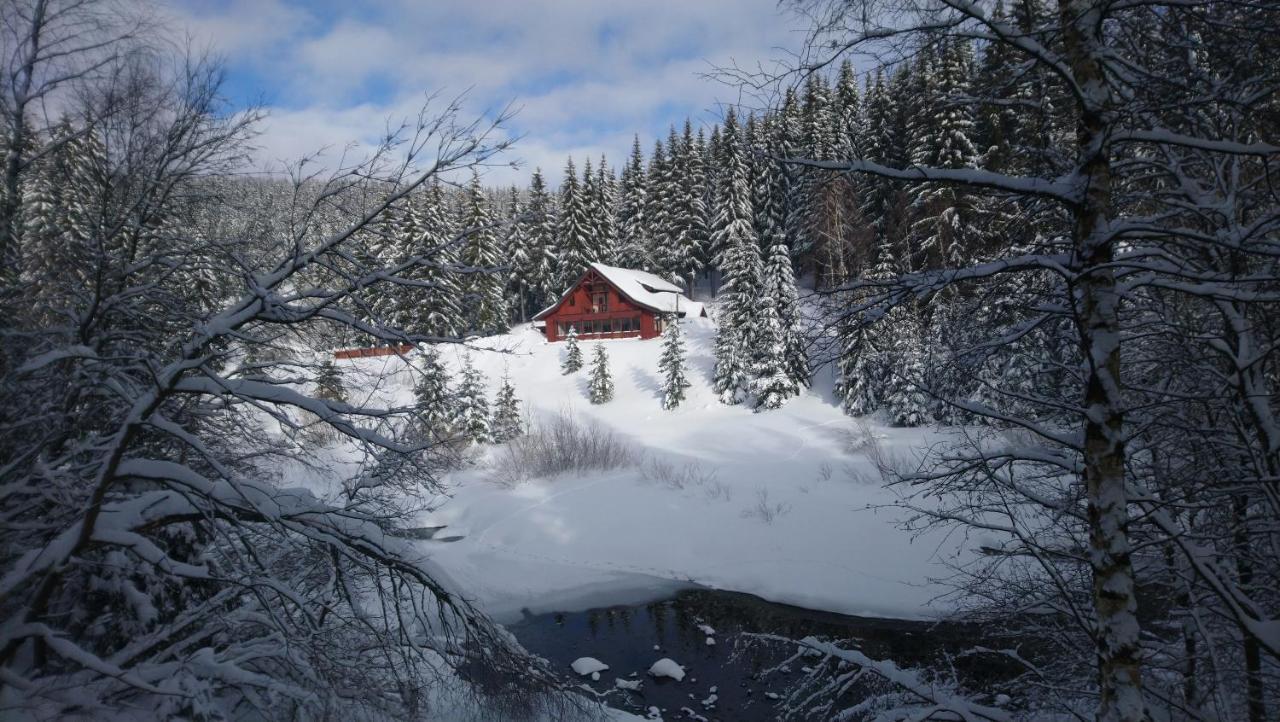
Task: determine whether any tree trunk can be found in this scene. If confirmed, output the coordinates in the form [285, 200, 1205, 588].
[1060, 2, 1148, 721]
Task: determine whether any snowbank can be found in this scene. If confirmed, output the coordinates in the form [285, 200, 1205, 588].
[328, 320, 970, 622]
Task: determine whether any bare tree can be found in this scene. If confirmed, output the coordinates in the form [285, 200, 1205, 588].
[0, 20, 573, 720]
[0, 0, 148, 283]
[723, 2, 1280, 720]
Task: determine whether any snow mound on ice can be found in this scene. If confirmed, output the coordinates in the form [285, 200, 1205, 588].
[571, 657, 609, 676]
[615, 678, 643, 691]
[647, 658, 686, 681]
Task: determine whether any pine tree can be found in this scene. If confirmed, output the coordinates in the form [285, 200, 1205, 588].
[712, 318, 749, 405]
[460, 172, 509, 334]
[667, 119, 708, 291]
[504, 186, 533, 322]
[657, 315, 690, 410]
[365, 201, 404, 333]
[456, 353, 491, 444]
[315, 358, 346, 403]
[834, 242, 899, 416]
[581, 156, 598, 259]
[491, 373, 523, 443]
[594, 155, 619, 263]
[413, 345, 455, 433]
[616, 136, 650, 269]
[881, 308, 930, 427]
[561, 326, 583, 374]
[777, 87, 806, 255]
[750, 294, 799, 411]
[525, 169, 557, 309]
[762, 238, 809, 389]
[833, 59, 863, 159]
[796, 74, 836, 252]
[909, 39, 980, 270]
[644, 139, 672, 271]
[556, 157, 593, 288]
[710, 106, 763, 399]
[419, 181, 464, 338]
[587, 343, 614, 404]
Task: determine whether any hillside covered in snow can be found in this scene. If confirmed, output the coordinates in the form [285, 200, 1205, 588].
[320, 317, 969, 623]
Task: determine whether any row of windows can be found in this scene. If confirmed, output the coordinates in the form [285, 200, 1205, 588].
[557, 317, 641, 336]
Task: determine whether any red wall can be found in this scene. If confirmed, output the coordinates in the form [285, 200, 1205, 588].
[541, 271, 658, 341]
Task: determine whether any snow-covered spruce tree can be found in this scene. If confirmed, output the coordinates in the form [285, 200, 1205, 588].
[763, 3, 1280, 721]
[455, 352, 491, 444]
[907, 39, 981, 272]
[671, 119, 709, 290]
[712, 317, 749, 405]
[710, 106, 763, 404]
[503, 185, 533, 322]
[644, 138, 673, 270]
[657, 315, 690, 410]
[418, 180, 465, 339]
[656, 122, 706, 287]
[751, 243, 805, 410]
[413, 344, 456, 435]
[834, 242, 898, 417]
[0, 24, 563, 718]
[19, 118, 105, 301]
[314, 357, 347, 403]
[881, 307, 930, 427]
[561, 325, 583, 374]
[616, 135, 651, 270]
[459, 171, 508, 334]
[524, 167, 558, 309]
[555, 157, 593, 288]
[593, 155, 619, 264]
[587, 343, 614, 404]
[758, 173, 809, 390]
[491, 373, 522, 443]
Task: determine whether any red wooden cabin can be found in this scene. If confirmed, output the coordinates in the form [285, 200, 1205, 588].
[534, 262, 705, 342]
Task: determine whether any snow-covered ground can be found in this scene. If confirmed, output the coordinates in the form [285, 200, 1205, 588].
[329, 317, 971, 624]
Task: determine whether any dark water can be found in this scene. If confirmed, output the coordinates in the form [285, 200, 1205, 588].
[507, 589, 983, 721]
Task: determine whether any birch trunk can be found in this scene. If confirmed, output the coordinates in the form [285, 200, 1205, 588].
[1060, 2, 1148, 720]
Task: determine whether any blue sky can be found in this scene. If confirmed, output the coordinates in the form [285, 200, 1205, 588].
[166, 0, 803, 185]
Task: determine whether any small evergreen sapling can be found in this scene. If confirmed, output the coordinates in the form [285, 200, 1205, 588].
[561, 326, 583, 374]
[712, 321, 749, 405]
[750, 295, 800, 410]
[491, 374, 523, 443]
[658, 316, 690, 410]
[413, 346, 454, 433]
[456, 353, 491, 444]
[588, 344, 614, 404]
[315, 358, 346, 403]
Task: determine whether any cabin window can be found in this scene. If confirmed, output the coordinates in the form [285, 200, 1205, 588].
[592, 292, 608, 313]
[568, 295, 575, 307]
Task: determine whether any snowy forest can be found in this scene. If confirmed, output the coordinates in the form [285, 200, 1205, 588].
[2, 0, 1279, 721]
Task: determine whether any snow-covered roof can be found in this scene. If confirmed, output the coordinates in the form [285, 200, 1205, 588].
[533, 262, 704, 319]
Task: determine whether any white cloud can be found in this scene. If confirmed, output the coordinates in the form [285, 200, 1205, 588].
[163, 0, 804, 185]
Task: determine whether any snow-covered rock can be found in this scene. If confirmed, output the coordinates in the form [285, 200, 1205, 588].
[647, 658, 686, 681]
[571, 657, 609, 677]
[615, 677, 643, 692]
[696, 624, 715, 636]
